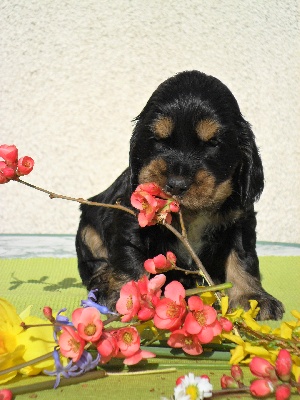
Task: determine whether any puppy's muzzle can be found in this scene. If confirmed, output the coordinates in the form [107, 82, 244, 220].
[165, 175, 191, 196]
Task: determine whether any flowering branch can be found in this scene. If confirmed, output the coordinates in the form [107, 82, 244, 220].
[16, 178, 136, 216]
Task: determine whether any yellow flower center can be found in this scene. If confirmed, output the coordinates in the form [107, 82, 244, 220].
[122, 331, 133, 345]
[184, 337, 193, 346]
[84, 323, 97, 336]
[166, 302, 180, 318]
[186, 384, 199, 400]
[68, 337, 81, 353]
[194, 310, 206, 326]
[126, 295, 133, 310]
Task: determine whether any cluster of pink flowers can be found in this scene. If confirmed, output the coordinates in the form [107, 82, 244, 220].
[221, 351, 295, 399]
[116, 265, 233, 356]
[249, 351, 294, 399]
[0, 144, 34, 184]
[130, 182, 180, 227]
[54, 306, 155, 367]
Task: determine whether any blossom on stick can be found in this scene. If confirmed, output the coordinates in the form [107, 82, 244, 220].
[130, 182, 179, 227]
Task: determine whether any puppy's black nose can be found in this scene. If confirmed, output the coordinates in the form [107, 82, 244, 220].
[166, 176, 190, 196]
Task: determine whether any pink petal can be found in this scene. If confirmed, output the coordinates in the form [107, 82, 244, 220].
[188, 296, 204, 311]
[148, 274, 166, 292]
[203, 305, 217, 325]
[164, 281, 185, 303]
[144, 259, 157, 274]
[153, 254, 167, 269]
[197, 326, 215, 344]
[184, 312, 201, 334]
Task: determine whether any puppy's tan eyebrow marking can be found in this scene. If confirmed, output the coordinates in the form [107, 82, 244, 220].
[196, 119, 220, 141]
[152, 116, 174, 138]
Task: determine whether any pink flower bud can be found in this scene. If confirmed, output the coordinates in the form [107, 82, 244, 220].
[166, 251, 177, 264]
[43, 306, 55, 322]
[176, 375, 185, 386]
[0, 161, 16, 179]
[275, 384, 291, 400]
[231, 364, 243, 382]
[0, 144, 18, 165]
[220, 374, 239, 389]
[275, 349, 292, 382]
[0, 171, 9, 184]
[169, 201, 180, 212]
[0, 389, 13, 400]
[249, 356, 277, 379]
[17, 156, 34, 176]
[250, 379, 274, 398]
[219, 316, 233, 332]
[200, 374, 210, 382]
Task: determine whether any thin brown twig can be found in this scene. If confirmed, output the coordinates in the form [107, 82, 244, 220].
[16, 178, 136, 216]
[15, 178, 220, 303]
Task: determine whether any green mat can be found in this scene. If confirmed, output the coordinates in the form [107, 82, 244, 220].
[1, 257, 300, 399]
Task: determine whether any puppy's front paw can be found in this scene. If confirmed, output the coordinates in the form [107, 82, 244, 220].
[229, 293, 285, 321]
[254, 295, 285, 321]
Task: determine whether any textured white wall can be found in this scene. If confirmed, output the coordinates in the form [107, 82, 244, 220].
[1, 0, 299, 243]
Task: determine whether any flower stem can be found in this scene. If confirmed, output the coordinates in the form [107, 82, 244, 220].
[0, 352, 54, 376]
[164, 222, 222, 304]
[16, 178, 136, 216]
[107, 368, 176, 376]
[8, 370, 107, 395]
[16, 178, 222, 304]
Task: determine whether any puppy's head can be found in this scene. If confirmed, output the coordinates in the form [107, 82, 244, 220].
[130, 71, 264, 212]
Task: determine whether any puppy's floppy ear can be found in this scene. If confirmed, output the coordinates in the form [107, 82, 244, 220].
[236, 121, 264, 207]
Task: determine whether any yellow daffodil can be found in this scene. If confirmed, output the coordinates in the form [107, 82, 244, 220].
[0, 298, 56, 383]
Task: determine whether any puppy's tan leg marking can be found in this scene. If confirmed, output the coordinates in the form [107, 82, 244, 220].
[225, 250, 284, 320]
[81, 225, 108, 259]
[138, 158, 167, 187]
[226, 250, 262, 308]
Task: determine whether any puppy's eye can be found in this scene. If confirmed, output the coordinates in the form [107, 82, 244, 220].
[207, 138, 220, 147]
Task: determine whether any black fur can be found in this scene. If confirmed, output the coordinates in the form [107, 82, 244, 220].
[76, 70, 284, 320]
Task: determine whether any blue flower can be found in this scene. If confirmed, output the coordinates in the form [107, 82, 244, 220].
[53, 308, 73, 342]
[81, 289, 116, 315]
[68, 351, 101, 377]
[44, 348, 77, 389]
[44, 348, 101, 388]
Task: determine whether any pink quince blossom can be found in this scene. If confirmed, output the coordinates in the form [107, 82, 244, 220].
[231, 364, 243, 382]
[116, 326, 141, 358]
[154, 281, 187, 331]
[250, 379, 274, 398]
[96, 331, 119, 364]
[137, 274, 166, 321]
[167, 328, 204, 355]
[0, 161, 16, 179]
[0, 144, 18, 165]
[130, 182, 179, 227]
[249, 356, 277, 380]
[220, 374, 239, 389]
[116, 280, 141, 322]
[275, 384, 292, 400]
[17, 156, 34, 176]
[123, 348, 156, 365]
[275, 349, 292, 382]
[0, 389, 13, 400]
[183, 296, 222, 343]
[219, 316, 233, 332]
[72, 307, 103, 342]
[58, 325, 86, 362]
[144, 251, 176, 274]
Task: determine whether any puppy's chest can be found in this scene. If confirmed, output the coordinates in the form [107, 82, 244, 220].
[174, 214, 213, 266]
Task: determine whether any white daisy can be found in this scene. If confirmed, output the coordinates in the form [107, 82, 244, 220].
[173, 373, 213, 400]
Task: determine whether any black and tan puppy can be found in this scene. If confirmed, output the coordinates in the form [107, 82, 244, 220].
[76, 70, 284, 320]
